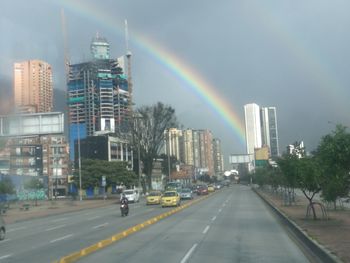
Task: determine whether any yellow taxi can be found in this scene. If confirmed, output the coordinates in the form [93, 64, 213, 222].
[161, 191, 181, 207]
[146, 191, 162, 205]
[208, 185, 215, 193]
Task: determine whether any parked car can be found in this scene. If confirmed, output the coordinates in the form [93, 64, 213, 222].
[161, 191, 181, 207]
[197, 185, 208, 195]
[208, 185, 215, 192]
[122, 189, 140, 203]
[215, 183, 222, 190]
[0, 215, 5, 241]
[179, 188, 193, 200]
[146, 191, 162, 205]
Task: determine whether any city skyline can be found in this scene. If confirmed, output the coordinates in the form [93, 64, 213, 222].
[1, 1, 349, 167]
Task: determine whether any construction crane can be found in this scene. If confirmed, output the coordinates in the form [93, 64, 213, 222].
[61, 8, 70, 83]
[125, 19, 133, 117]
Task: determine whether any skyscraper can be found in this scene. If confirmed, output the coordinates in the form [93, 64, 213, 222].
[180, 129, 194, 166]
[212, 138, 224, 174]
[260, 107, 280, 157]
[192, 129, 214, 176]
[14, 60, 53, 113]
[68, 35, 130, 160]
[244, 103, 262, 155]
[164, 128, 182, 161]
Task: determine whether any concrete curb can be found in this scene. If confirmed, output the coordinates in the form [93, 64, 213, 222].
[53, 194, 210, 263]
[252, 187, 342, 263]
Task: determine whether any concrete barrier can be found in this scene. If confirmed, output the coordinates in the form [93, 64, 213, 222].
[54, 194, 211, 263]
[253, 188, 342, 263]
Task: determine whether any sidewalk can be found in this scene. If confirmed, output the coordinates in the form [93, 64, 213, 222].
[1, 198, 119, 224]
[257, 188, 350, 263]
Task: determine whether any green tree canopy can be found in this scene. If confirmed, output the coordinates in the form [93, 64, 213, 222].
[0, 177, 15, 195]
[315, 124, 350, 208]
[73, 159, 137, 189]
[24, 177, 44, 190]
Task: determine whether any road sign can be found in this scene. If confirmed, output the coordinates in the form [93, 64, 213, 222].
[101, 176, 106, 187]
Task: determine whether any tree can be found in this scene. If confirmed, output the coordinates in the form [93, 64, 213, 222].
[24, 177, 44, 206]
[73, 159, 137, 190]
[24, 177, 44, 190]
[315, 125, 350, 209]
[133, 102, 179, 190]
[277, 154, 299, 205]
[0, 177, 15, 195]
[159, 153, 178, 180]
[295, 157, 322, 219]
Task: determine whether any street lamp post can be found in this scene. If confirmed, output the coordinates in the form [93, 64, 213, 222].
[167, 129, 171, 179]
[133, 113, 143, 190]
[76, 96, 83, 202]
[55, 156, 58, 200]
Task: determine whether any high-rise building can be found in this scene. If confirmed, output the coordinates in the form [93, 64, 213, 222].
[244, 103, 262, 155]
[260, 107, 280, 157]
[212, 138, 224, 174]
[68, 35, 130, 160]
[14, 60, 53, 113]
[164, 128, 182, 161]
[180, 129, 194, 166]
[192, 129, 214, 176]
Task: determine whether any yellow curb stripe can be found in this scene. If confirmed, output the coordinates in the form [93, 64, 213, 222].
[55, 194, 212, 263]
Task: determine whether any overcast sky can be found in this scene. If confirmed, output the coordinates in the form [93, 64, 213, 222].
[1, 0, 350, 168]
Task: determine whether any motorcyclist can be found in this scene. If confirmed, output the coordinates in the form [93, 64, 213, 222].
[120, 193, 129, 216]
[120, 193, 128, 204]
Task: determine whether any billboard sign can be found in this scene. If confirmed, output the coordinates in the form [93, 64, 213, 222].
[0, 112, 64, 137]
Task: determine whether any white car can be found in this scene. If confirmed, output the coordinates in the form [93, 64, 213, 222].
[0, 216, 5, 241]
[122, 189, 140, 203]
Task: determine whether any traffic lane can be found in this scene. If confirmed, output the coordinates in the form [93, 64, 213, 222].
[79, 186, 309, 263]
[184, 185, 309, 263]
[0, 197, 198, 263]
[78, 188, 230, 263]
[3, 202, 119, 240]
[1, 199, 148, 246]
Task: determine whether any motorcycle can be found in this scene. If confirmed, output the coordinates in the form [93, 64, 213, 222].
[120, 202, 129, 217]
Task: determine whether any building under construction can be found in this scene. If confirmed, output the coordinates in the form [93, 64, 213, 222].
[68, 35, 131, 160]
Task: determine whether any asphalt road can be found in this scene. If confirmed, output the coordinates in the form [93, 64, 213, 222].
[0, 186, 310, 263]
[80, 185, 310, 263]
[0, 196, 193, 263]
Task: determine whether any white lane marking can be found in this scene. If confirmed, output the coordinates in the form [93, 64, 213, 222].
[0, 254, 13, 260]
[50, 234, 73, 243]
[211, 216, 217, 221]
[180, 243, 198, 263]
[87, 215, 101, 221]
[218, 208, 222, 213]
[45, 224, 66, 231]
[92, 222, 109, 229]
[202, 225, 210, 234]
[7, 226, 27, 233]
[51, 217, 68, 223]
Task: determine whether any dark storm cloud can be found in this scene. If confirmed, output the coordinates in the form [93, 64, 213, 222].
[1, 0, 350, 168]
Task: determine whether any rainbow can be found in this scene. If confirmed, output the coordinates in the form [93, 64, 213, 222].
[57, 0, 247, 145]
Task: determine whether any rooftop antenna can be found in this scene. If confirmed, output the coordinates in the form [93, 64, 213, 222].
[125, 19, 133, 117]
